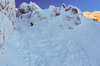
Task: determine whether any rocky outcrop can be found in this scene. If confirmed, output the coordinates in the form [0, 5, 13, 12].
[0, 0, 16, 62]
[0, 0, 16, 25]
[83, 11, 100, 22]
[16, 2, 40, 18]
[16, 2, 84, 29]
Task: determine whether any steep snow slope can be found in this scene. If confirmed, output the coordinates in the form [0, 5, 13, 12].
[1, 2, 100, 66]
[0, 0, 16, 62]
[0, 40, 27, 66]
[0, 12, 14, 62]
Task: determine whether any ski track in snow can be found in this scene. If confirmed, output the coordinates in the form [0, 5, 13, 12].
[4, 18, 92, 66]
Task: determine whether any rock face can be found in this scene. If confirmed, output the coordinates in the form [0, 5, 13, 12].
[0, 0, 16, 62]
[83, 11, 100, 22]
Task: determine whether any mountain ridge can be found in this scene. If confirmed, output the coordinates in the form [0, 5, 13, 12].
[0, 1, 100, 66]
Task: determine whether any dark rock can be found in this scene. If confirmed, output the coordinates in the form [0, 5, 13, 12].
[72, 8, 78, 14]
[77, 17, 81, 21]
[55, 13, 61, 16]
[65, 6, 71, 12]
[62, 4, 66, 8]
[75, 22, 81, 25]
[69, 26, 73, 30]
[93, 19, 98, 21]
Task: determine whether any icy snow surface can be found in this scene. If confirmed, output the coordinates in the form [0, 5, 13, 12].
[0, 12, 14, 62]
[1, 2, 100, 66]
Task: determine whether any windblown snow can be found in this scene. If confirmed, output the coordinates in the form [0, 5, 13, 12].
[0, 2, 100, 66]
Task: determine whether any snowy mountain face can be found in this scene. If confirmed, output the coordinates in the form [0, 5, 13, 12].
[16, 3, 85, 30]
[4, 2, 99, 66]
[16, 2, 40, 17]
[0, 2, 100, 66]
[0, 0, 15, 62]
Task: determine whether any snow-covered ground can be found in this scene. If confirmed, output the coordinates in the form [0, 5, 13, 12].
[0, 41, 27, 66]
[0, 2, 100, 66]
